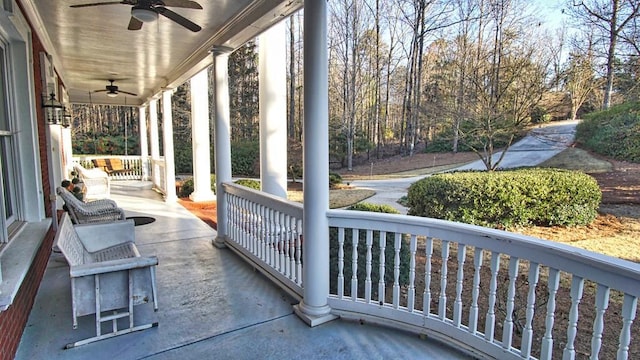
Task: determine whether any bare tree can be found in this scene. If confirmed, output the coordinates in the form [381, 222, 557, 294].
[567, 0, 640, 109]
[564, 30, 603, 120]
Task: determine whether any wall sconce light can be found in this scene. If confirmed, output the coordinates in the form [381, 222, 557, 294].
[62, 107, 72, 128]
[42, 92, 64, 124]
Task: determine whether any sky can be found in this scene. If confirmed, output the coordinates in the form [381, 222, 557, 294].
[533, 0, 569, 30]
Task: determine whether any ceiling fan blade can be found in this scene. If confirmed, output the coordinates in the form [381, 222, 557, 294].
[128, 16, 143, 30]
[119, 90, 138, 96]
[159, 0, 202, 9]
[70, 1, 128, 8]
[93, 89, 108, 93]
[157, 7, 201, 32]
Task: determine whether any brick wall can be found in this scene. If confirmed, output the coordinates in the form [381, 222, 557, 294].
[0, 229, 54, 360]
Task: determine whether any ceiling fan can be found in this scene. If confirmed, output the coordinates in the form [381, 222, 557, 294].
[70, 0, 203, 32]
[94, 80, 137, 98]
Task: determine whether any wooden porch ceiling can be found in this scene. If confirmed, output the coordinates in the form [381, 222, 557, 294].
[19, 0, 302, 106]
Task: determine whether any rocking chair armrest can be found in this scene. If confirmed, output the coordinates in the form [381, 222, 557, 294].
[73, 205, 125, 218]
[85, 199, 118, 208]
[70, 256, 158, 278]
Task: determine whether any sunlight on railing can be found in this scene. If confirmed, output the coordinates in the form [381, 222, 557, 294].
[223, 183, 303, 300]
[72, 155, 148, 181]
[221, 186, 639, 360]
[326, 209, 639, 360]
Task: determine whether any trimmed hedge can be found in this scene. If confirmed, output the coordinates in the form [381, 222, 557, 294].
[234, 179, 261, 190]
[576, 102, 640, 163]
[407, 168, 601, 227]
[330, 202, 409, 299]
[178, 174, 217, 198]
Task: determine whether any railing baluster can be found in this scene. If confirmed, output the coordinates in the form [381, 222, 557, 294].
[267, 207, 274, 265]
[590, 284, 610, 358]
[563, 275, 584, 360]
[521, 262, 540, 358]
[485, 252, 501, 342]
[502, 257, 520, 349]
[231, 195, 238, 243]
[454, 244, 466, 327]
[424, 237, 433, 315]
[408, 234, 417, 312]
[541, 267, 560, 360]
[278, 212, 291, 278]
[288, 215, 295, 280]
[378, 231, 387, 304]
[365, 230, 373, 304]
[249, 202, 256, 253]
[617, 294, 637, 360]
[262, 206, 268, 263]
[338, 227, 345, 299]
[259, 204, 266, 260]
[468, 247, 483, 335]
[295, 218, 303, 286]
[438, 240, 450, 320]
[275, 210, 282, 271]
[351, 228, 359, 301]
[393, 233, 401, 309]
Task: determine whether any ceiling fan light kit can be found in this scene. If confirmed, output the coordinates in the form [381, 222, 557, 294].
[71, 1, 202, 32]
[131, 7, 158, 22]
[94, 79, 137, 98]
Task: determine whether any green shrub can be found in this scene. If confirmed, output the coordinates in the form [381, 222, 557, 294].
[407, 168, 601, 227]
[576, 102, 640, 163]
[329, 172, 343, 189]
[178, 174, 217, 198]
[231, 141, 260, 176]
[330, 202, 410, 299]
[234, 179, 261, 190]
[347, 202, 400, 214]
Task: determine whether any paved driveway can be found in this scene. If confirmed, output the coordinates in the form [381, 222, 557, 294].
[350, 120, 580, 214]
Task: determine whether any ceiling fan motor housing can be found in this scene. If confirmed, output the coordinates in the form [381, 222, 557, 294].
[131, 5, 159, 23]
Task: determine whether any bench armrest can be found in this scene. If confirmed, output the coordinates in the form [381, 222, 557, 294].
[74, 220, 135, 252]
[70, 256, 158, 277]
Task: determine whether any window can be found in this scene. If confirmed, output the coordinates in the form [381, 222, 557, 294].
[0, 45, 17, 245]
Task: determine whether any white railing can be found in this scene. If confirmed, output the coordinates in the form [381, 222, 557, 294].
[223, 183, 303, 300]
[221, 188, 640, 360]
[326, 209, 640, 360]
[73, 155, 149, 181]
[150, 158, 166, 195]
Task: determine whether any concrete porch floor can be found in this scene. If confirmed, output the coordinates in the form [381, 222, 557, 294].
[16, 183, 471, 360]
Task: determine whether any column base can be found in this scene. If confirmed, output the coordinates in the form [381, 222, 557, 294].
[213, 235, 227, 248]
[293, 302, 338, 327]
[189, 191, 216, 202]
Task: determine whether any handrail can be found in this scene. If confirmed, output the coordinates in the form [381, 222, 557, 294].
[223, 182, 304, 300]
[326, 209, 640, 360]
[221, 186, 640, 360]
[72, 155, 149, 181]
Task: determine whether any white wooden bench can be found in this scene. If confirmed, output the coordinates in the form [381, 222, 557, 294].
[54, 212, 159, 349]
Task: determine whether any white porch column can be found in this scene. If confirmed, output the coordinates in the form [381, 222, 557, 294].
[48, 124, 64, 210]
[212, 46, 233, 247]
[162, 90, 178, 202]
[189, 68, 215, 202]
[139, 106, 149, 181]
[259, 22, 288, 199]
[293, 0, 336, 326]
[61, 126, 73, 178]
[149, 99, 161, 187]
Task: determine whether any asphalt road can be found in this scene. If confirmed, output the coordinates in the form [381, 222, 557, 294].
[350, 120, 580, 214]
